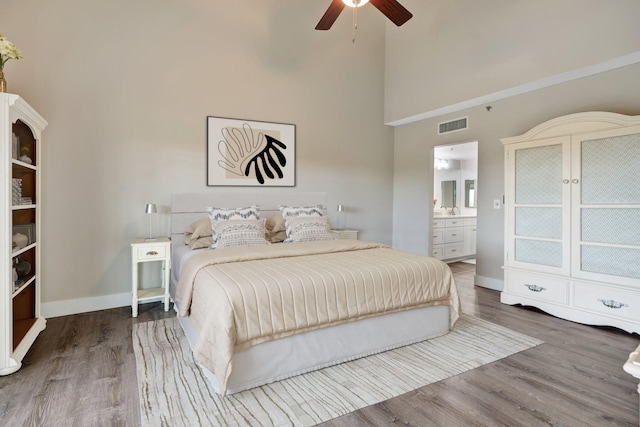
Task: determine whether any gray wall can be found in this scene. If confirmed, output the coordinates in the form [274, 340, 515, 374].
[393, 63, 640, 288]
[388, 0, 640, 289]
[1, 0, 394, 312]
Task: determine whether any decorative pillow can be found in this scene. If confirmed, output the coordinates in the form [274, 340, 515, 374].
[210, 219, 269, 249]
[265, 214, 286, 233]
[184, 217, 212, 245]
[265, 214, 286, 243]
[279, 204, 334, 243]
[267, 230, 288, 244]
[187, 236, 214, 250]
[207, 205, 260, 247]
[281, 216, 334, 243]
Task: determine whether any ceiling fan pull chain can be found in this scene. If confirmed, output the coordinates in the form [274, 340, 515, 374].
[352, 3, 358, 43]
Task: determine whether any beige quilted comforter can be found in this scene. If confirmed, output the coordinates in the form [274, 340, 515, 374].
[175, 240, 460, 394]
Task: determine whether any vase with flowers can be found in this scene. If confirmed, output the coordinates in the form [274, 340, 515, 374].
[0, 33, 23, 93]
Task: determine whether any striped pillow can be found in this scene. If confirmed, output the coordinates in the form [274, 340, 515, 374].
[210, 219, 269, 249]
[206, 205, 260, 248]
[279, 205, 334, 243]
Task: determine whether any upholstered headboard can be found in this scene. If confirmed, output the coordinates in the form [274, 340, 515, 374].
[170, 192, 327, 252]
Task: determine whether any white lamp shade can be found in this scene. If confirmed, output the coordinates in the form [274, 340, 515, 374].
[342, 0, 369, 7]
[145, 203, 157, 214]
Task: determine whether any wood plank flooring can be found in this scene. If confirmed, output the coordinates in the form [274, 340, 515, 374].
[0, 262, 638, 426]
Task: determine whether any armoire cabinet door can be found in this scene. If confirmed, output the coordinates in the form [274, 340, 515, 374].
[507, 136, 570, 274]
[573, 128, 640, 285]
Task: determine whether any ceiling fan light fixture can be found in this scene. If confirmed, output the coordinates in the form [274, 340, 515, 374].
[342, 0, 369, 7]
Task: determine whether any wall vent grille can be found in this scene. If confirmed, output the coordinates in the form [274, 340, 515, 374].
[438, 116, 468, 135]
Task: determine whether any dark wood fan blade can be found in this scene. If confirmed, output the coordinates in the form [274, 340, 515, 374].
[315, 0, 346, 30]
[369, 0, 413, 26]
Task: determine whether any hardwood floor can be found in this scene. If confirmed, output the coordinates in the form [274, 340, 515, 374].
[0, 262, 638, 426]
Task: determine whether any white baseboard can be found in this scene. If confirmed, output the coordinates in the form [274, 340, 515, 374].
[42, 293, 131, 318]
[474, 274, 503, 291]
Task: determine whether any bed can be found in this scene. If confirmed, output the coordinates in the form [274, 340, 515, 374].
[170, 192, 461, 395]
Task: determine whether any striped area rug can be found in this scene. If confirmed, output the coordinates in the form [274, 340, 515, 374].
[133, 315, 542, 426]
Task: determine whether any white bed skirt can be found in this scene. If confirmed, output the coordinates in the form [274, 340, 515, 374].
[175, 301, 450, 395]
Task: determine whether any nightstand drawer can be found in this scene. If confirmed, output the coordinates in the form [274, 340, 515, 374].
[137, 244, 167, 260]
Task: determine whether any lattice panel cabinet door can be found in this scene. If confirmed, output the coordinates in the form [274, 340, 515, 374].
[505, 136, 571, 276]
[572, 126, 640, 287]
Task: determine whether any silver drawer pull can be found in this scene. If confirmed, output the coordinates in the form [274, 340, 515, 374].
[451, 234, 458, 237]
[146, 251, 158, 256]
[597, 299, 628, 309]
[450, 249, 457, 252]
[524, 284, 546, 292]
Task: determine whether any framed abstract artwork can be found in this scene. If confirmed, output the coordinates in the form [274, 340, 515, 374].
[207, 116, 296, 186]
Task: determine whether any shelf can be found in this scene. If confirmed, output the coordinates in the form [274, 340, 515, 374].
[12, 204, 36, 210]
[12, 242, 36, 258]
[137, 287, 166, 301]
[12, 159, 37, 171]
[12, 276, 35, 299]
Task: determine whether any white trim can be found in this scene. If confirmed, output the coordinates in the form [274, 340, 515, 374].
[386, 51, 640, 126]
[474, 274, 503, 291]
[42, 293, 131, 318]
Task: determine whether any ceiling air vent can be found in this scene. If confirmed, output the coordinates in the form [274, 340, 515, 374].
[438, 116, 468, 135]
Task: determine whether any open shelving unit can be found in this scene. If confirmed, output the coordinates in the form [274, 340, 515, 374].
[1, 93, 48, 375]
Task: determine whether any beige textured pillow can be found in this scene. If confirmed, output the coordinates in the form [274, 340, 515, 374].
[267, 230, 287, 243]
[265, 214, 286, 242]
[265, 214, 286, 233]
[187, 236, 214, 250]
[184, 217, 212, 245]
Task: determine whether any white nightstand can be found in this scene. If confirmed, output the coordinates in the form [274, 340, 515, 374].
[130, 237, 171, 317]
[331, 229, 358, 240]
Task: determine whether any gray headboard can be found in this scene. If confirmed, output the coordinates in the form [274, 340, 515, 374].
[170, 192, 327, 252]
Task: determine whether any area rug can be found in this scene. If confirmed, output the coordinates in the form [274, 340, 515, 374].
[133, 315, 542, 426]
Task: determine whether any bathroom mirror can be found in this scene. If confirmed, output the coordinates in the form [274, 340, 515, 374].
[441, 180, 456, 208]
[465, 179, 477, 208]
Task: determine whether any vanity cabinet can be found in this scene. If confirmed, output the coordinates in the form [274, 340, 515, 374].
[1, 94, 47, 375]
[502, 112, 640, 334]
[432, 217, 475, 261]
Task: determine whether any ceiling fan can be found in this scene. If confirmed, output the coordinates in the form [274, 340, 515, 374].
[315, 0, 413, 31]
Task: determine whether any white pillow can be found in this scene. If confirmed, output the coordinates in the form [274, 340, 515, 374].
[210, 219, 269, 249]
[279, 205, 334, 243]
[207, 205, 260, 248]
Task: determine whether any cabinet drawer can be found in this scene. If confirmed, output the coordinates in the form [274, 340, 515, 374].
[445, 218, 463, 227]
[463, 217, 477, 226]
[505, 271, 569, 304]
[444, 227, 463, 243]
[433, 219, 445, 229]
[433, 230, 444, 245]
[137, 245, 167, 260]
[572, 282, 640, 321]
[444, 243, 462, 258]
[432, 246, 444, 259]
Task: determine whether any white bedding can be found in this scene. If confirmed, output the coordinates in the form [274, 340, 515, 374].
[175, 240, 460, 394]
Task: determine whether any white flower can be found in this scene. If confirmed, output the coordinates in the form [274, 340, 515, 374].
[0, 33, 24, 70]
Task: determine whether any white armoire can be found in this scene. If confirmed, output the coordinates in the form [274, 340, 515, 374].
[502, 112, 640, 334]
